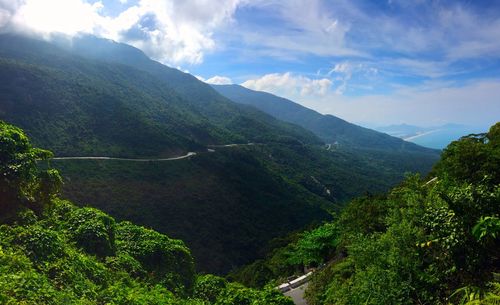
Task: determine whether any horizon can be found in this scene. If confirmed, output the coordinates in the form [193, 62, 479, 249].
[0, 0, 499, 128]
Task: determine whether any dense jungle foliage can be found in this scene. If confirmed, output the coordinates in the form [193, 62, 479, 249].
[51, 138, 439, 274]
[51, 148, 332, 274]
[0, 121, 293, 304]
[231, 123, 500, 305]
[0, 34, 320, 158]
[51, 140, 438, 274]
[0, 34, 440, 274]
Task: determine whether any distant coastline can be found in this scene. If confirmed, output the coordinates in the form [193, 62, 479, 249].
[404, 129, 441, 141]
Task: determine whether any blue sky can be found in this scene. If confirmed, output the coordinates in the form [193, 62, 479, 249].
[0, 0, 499, 128]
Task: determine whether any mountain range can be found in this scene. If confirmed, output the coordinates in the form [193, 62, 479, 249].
[0, 34, 440, 274]
[213, 84, 435, 154]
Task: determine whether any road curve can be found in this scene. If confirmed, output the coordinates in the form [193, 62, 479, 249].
[51, 152, 197, 162]
[284, 283, 309, 305]
[50, 143, 263, 162]
[207, 143, 258, 148]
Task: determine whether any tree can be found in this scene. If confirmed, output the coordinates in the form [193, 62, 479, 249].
[0, 121, 53, 222]
[432, 122, 500, 185]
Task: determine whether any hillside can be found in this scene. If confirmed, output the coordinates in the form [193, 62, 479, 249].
[0, 34, 333, 274]
[232, 123, 500, 305]
[213, 84, 437, 154]
[0, 121, 293, 305]
[0, 34, 320, 157]
[0, 34, 440, 274]
[50, 149, 332, 274]
[49, 134, 441, 274]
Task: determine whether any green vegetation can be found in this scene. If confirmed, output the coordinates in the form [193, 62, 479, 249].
[250, 143, 439, 202]
[50, 147, 333, 274]
[0, 34, 319, 158]
[0, 121, 293, 304]
[1, 35, 495, 304]
[232, 123, 500, 305]
[213, 84, 439, 153]
[228, 222, 339, 288]
[50, 140, 439, 274]
[0, 33, 439, 275]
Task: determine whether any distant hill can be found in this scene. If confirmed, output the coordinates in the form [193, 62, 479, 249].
[213, 84, 437, 154]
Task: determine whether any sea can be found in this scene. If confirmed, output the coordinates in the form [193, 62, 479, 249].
[406, 126, 488, 149]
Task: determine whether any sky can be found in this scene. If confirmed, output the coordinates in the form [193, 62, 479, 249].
[0, 0, 499, 128]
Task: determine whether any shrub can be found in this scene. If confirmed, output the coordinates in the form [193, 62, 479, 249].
[66, 207, 116, 257]
[116, 221, 195, 294]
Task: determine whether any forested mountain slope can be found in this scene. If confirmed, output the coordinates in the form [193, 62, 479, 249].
[0, 34, 440, 274]
[0, 34, 332, 274]
[0, 34, 320, 157]
[51, 149, 332, 274]
[213, 84, 437, 154]
[233, 123, 500, 305]
[0, 121, 293, 305]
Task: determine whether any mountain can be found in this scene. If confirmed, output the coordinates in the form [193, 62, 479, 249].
[0, 34, 320, 157]
[213, 84, 437, 154]
[0, 120, 293, 305]
[51, 149, 333, 274]
[0, 34, 440, 274]
[0, 34, 332, 273]
[238, 123, 500, 304]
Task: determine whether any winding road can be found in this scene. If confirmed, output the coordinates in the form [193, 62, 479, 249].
[277, 272, 314, 305]
[50, 143, 260, 162]
[51, 152, 197, 162]
[284, 283, 309, 305]
[51, 143, 311, 303]
[207, 143, 258, 148]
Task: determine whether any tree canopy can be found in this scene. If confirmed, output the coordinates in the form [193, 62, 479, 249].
[0, 121, 293, 304]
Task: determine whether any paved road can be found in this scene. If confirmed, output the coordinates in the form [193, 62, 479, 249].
[284, 283, 309, 305]
[207, 143, 257, 148]
[51, 143, 263, 162]
[51, 152, 196, 162]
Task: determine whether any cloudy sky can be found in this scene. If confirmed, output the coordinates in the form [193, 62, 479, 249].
[1, 0, 499, 128]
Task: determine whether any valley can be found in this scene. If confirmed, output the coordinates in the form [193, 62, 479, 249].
[0, 34, 441, 275]
[0, 1, 498, 304]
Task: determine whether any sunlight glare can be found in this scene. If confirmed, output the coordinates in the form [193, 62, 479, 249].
[15, 0, 103, 35]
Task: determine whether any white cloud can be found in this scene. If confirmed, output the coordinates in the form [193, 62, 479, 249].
[226, 0, 361, 59]
[204, 75, 233, 85]
[9, 0, 105, 37]
[0, 0, 20, 29]
[345, 2, 500, 64]
[0, 0, 241, 65]
[301, 79, 500, 128]
[242, 72, 332, 98]
[241, 70, 499, 128]
[109, 0, 240, 64]
[331, 62, 351, 74]
[231, 1, 500, 74]
[327, 61, 379, 94]
[3, 0, 498, 71]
